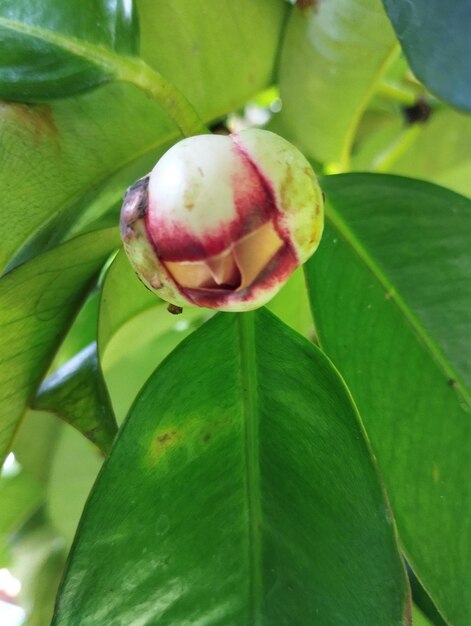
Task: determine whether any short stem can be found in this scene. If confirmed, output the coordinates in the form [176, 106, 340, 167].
[116, 57, 209, 137]
[377, 80, 419, 107]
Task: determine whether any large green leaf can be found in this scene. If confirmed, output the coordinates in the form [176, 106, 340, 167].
[0, 228, 119, 465]
[305, 173, 471, 625]
[382, 0, 471, 111]
[53, 311, 410, 625]
[278, 0, 397, 167]
[0, 0, 138, 99]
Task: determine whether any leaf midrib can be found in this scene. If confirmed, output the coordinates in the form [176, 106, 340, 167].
[237, 312, 263, 624]
[0, 16, 206, 137]
[326, 204, 471, 409]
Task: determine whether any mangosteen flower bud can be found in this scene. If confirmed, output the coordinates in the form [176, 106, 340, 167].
[120, 129, 323, 312]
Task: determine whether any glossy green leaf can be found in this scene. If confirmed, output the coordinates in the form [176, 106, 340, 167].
[409, 569, 448, 626]
[32, 343, 117, 454]
[54, 311, 410, 625]
[0, 228, 119, 465]
[279, 0, 397, 167]
[382, 0, 471, 111]
[305, 173, 471, 625]
[0, 0, 138, 100]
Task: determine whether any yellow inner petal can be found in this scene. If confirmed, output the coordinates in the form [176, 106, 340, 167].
[164, 221, 284, 291]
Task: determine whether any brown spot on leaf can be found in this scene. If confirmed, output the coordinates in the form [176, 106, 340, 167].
[152, 429, 178, 458]
[448, 378, 458, 389]
[1, 101, 59, 146]
[167, 304, 183, 315]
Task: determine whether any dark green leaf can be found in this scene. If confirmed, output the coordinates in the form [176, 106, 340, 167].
[0, 228, 119, 465]
[409, 568, 448, 626]
[278, 0, 397, 166]
[54, 311, 410, 625]
[32, 343, 117, 455]
[382, 0, 471, 111]
[0, 0, 138, 100]
[305, 173, 471, 625]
